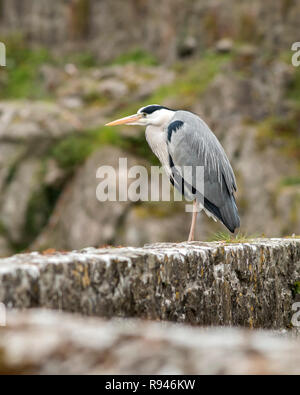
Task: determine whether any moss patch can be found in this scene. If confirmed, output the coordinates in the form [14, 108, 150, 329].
[50, 132, 97, 170]
[292, 281, 300, 297]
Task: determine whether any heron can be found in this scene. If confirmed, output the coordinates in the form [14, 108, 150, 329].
[105, 104, 240, 241]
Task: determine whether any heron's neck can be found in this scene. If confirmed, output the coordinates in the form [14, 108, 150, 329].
[145, 124, 164, 144]
[145, 125, 170, 175]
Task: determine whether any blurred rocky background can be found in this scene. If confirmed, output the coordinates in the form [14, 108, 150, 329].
[1, 309, 300, 374]
[0, 0, 300, 256]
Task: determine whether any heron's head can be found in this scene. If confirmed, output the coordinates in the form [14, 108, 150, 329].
[105, 105, 175, 128]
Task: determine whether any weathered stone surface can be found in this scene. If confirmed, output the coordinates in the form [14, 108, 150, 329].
[1, 159, 41, 244]
[54, 64, 174, 111]
[0, 239, 299, 328]
[0, 309, 299, 374]
[0, 101, 81, 142]
[0, 101, 82, 253]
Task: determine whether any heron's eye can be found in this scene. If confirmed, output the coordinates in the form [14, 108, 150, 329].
[142, 113, 147, 118]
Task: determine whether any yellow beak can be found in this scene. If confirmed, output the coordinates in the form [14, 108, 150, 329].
[105, 114, 142, 126]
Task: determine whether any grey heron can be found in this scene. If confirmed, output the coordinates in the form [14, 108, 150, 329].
[105, 104, 240, 241]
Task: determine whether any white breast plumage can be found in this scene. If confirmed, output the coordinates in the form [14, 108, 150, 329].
[145, 125, 172, 177]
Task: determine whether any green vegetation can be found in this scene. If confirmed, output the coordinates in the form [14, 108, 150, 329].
[208, 231, 259, 243]
[280, 176, 300, 186]
[287, 65, 300, 103]
[292, 281, 300, 297]
[256, 116, 300, 165]
[0, 34, 227, 105]
[0, 35, 100, 100]
[108, 52, 230, 116]
[50, 125, 161, 170]
[64, 51, 98, 68]
[0, 35, 52, 99]
[51, 132, 98, 170]
[111, 48, 158, 66]
[0, 38, 231, 176]
[150, 52, 230, 107]
[23, 186, 58, 247]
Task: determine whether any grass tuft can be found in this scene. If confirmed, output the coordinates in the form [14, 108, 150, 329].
[208, 230, 260, 243]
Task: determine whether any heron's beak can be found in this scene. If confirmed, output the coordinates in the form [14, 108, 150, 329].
[105, 114, 142, 126]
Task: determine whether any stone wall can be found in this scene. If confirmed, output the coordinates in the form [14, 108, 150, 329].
[0, 238, 299, 328]
[0, 309, 299, 374]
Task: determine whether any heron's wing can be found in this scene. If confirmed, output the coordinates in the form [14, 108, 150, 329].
[166, 111, 240, 232]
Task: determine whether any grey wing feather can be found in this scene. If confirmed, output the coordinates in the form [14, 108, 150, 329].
[167, 111, 240, 233]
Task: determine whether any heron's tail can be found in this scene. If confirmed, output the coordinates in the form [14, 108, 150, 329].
[219, 194, 240, 233]
[203, 193, 240, 233]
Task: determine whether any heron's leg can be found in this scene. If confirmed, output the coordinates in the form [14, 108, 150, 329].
[188, 200, 198, 242]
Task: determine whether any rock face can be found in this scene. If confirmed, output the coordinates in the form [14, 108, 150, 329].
[0, 0, 299, 63]
[32, 146, 150, 250]
[0, 101, 81, 255]
[0, 239, 299, 329]
[0, 65, 175, 256]
[0, 309, 300, 374]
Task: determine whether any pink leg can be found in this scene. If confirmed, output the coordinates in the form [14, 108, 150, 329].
[188, 200, 198, 242]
